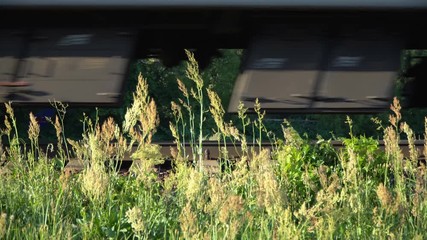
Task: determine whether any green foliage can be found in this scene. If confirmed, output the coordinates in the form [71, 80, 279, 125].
[2, 54, 427, 240]
[341, 135, 387, 182]
[274, 121, 339, 208]
[135, 49, 241, 141]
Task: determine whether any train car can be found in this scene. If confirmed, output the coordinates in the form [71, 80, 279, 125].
[1, 0, 427, 112]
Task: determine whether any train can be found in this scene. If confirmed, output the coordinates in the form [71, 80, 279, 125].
[1, 0, 427, 113]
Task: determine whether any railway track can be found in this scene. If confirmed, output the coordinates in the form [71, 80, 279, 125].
[61, 140, 426, 175]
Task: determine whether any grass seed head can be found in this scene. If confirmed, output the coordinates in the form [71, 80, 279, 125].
[4, 102, 14, 120]
[79, 166, 109, 203]
[412, 166, 426, 217]
[0, 212, 6, 238]
[207, 88, 226, 134]
[3, 117, 11, 136]
[171, 101, 182, 118]
[130, 144, 163, 184]
[100, 117, 116, 144]
[251, 149, 283, 215]
[179, 203, 199, 239]
[185, 50, 203, 90]
[126, 206, 145, 233]
[237, 101, 247, 120]
[54, 116, 62, 144]
[177, 79, 189, 99]
[206, 178, 225, 214]
[28, 112, 40, 142]
[389, 97, 402, 127]
[229, 218, 242, 239]
[230, 156, 250, 188]
[185, 169, 203, 202]
[376, 183, 393, 212]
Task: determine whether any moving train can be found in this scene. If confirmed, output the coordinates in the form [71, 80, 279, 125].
[1, 0, 427, 113]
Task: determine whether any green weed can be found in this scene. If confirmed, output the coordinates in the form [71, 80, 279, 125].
[0, 54, 426, 239]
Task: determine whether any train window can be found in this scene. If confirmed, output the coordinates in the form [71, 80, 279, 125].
[228, 35, 324, 113]
[0, 30, 24, 82]
[228, 31, 402, 113]
[314, 38, 401, 110]
[1, 29, 135, 105]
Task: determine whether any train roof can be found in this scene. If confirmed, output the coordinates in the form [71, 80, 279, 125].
[2, 0, 427, 10]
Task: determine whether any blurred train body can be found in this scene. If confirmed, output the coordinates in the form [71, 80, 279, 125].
[1, 0, 427, 112]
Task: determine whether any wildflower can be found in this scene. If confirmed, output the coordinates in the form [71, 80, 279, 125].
[126, 207, 145, 233]
[130, 143, 164, 184]
[185, 169, 203, 202]
[79, 165, 109, 203]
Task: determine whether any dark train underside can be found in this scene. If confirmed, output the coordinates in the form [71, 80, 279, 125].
[1, 6, 427, 113]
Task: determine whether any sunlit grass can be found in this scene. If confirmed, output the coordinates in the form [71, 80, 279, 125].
[1, 52, 427, 239]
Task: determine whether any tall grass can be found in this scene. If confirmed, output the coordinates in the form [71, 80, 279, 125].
[1, 52, 427, 239]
